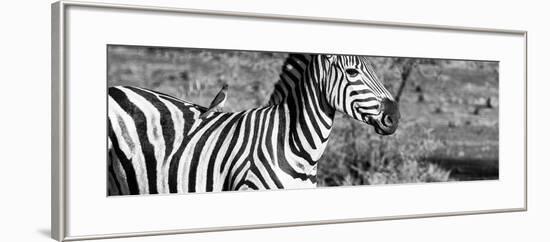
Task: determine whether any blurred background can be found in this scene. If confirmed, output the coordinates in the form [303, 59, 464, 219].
[108, 45, 499, 187]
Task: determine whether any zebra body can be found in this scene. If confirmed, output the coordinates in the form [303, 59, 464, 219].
[108, 54, 400, 195]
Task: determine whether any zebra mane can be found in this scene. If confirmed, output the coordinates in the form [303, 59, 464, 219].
[267, 53, 312, 105]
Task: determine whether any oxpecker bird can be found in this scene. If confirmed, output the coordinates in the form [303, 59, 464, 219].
[200, 83, 229, 118]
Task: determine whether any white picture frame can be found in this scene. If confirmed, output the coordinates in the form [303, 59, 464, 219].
[51, 0, 527, 241]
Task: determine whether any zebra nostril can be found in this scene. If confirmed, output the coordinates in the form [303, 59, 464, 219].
[379, 98, 400, 128]
[383, 115, 393, 126]
[383, 112, 400, 127]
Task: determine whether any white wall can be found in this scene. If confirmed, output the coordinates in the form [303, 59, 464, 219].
[1, 0, 547, 241]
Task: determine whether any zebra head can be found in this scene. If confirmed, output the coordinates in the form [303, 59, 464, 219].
[319, 55, 400, 135]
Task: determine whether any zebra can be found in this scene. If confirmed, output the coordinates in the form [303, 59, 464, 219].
[107, 53, 400, 195]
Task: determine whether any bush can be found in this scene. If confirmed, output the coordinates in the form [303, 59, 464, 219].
[317, 116, 452, 186]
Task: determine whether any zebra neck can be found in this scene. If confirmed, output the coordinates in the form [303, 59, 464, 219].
[279, 69, 335, 174]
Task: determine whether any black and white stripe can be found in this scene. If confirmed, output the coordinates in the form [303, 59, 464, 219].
[107, 54, 400, 195]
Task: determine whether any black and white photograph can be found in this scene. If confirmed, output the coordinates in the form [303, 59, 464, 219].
[107, 45, 499, 196]
[3, 0, 543, 241]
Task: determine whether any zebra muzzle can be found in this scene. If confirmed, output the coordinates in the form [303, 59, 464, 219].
[372, 98, 400, 135]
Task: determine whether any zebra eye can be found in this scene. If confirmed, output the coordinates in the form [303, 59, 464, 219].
[345, 68, 359, 77]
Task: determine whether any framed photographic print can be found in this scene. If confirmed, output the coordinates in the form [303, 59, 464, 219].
[51, 0, 527, 241]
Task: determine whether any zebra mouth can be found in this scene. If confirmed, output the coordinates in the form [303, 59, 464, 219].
[370, 114, 399, 135]
[355, 99, 399, 135]
[360, 111, 397, 135]
[373, 125, 384, 135]
[360, 113, 376, 124]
